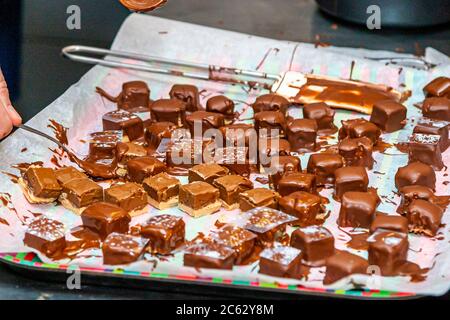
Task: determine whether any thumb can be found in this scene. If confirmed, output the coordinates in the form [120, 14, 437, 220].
[0, 71, 22, 126]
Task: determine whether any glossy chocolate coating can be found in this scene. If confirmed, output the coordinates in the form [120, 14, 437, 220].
[254, 111, 286, 138]
[116, 142, 148, 164]
[23, 167, 62, 199]
[140, 214, 185, 255]
[407, 199, 443, 237]
[397, 185, 436, 215]
[413, 119, 449, 152]
[291, 226, 335, 266]
[370, 100, 407, 132]
[408, 133, 444, 170]
[206, 95, 235, 119]
[62, 178, 103, 209]
[169, 84, 200, 112]
[422, 97, 450, 121]
[24, 216, 66, 258]
[370, 213, 409, 234]
[126, 156, 167, 183]
[423, 76, 450, 98]
[307, 153, 344, 186]
[252, 93, 290, 114]
[102, 232, 148, 265]
[150, 99, 187, 127]
[259, 244, 302, 278]
[105, 183, 148, 213]
[286, 119, 318, 152]
[119, 81, 151, 111]
[303, 102, 336, 131]
[338, 118, 381, 145]
[81, 202, 131, 239]
[277, 172, 316, 196]
[395, 161, 436, 191]
[143, 172, 180, 203]
[179, 181, 220, 210]
[279, 191, 325, 227]
[88, 131, 123, 160]
[267, 155, 302, 189]
[212, 175, 253, 206]
[338, 191, 379, 228]
[184, 241, 235, 269]
[220, 123, 256, 147]
[145, 122, 177, 150]
[259, 138, 291, 166]
[188, 164, 229, 184]
[214, 147, 254, 177]
[166, 139, 215, 170]
[55, 167, 87, 186]
[102, 110, 144, 141]
[334, 166, 369, 200]
[338, 137, 374, 169]
[323, 250, 369, 285]
[239, 188, 280, 211]
[186, 111, 225, 137]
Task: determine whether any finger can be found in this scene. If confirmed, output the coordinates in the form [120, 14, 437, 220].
[0, 104, 14, 139]
[0, 70, 22, 126]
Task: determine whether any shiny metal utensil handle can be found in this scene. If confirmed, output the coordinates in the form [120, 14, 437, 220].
[18, 124, 71, 155]
[364, 56, 436, 70]
[62, 45, 280, 88]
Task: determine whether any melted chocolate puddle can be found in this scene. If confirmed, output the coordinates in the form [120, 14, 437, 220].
[339, 227, 370, 251]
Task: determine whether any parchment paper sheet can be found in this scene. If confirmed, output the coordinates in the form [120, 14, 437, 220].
[0, 14, 449, 295]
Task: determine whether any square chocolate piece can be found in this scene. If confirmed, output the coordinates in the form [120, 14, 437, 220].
[370, 100, 407, 132]
[407, 199, 443, 237]
[220, 123, 256, 147]
[408, 133, 444, 170]
[338, 118, 381, 145]
[334, 166, 369, 201]
[165, 138, 215, 170]
[140, 214, 185, 255]
[259, 244, 302, 278]
[145, 122, 177, 150]
[423, 76, 450, 97]
[150, 99, 187, 127]
[20, 167, 62, 204]
[307, 153, 344, 186]
[118, 81, 151, 111]
[88, 131, 123, 160]
[422, 97, 450, 121]
[259, 138, 291, 167]
[102, 110, 144, 141]
[179, 181, 221, 218]
[55, 167, 87, 186]
[81, 202, 131, 239]
[209, 224, 257, 264]
[169, 84, 200, 112]
[24, 216, 66, 258]
[215, 146, 255, 177]
[102, 233, 149, 265]
[186, 111, 225, 138]
[279, 191, 326, 227]
[266, 155, 302, 189]
[277, 172, 316, 196]
[397, 185, 436, 215]
[116, 142, 148, 166]
[370, 213, 408, 234]
[143, 173, 180, 210]
[126, 156, 167, 183]
[239, 188, 280, 212]
[290, 226, 335, 266]
[184, 241, 235, 269]
[206, 95, 235, 122]
[338, 137, 374, 169]
[254, 111, 286, 138]
[323, 251, 369, 285]
[413, 119, 449, 152]
[105, 182, 148, 216]
[60, 178, 103, 214]
[252, 93, 290, 114]
[303, 102, 336, 133]
[188, 164, 229, 184]
[212, 175, 253, 210]
[338, 191, 378, 228]
[367, 229, 409, 276]
[395, 161, 436, 191]
[286, 119, 318, 152]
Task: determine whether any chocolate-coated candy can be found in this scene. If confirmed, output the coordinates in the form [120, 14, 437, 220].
[334, 166, 369, 200]
[126, 156, 166, 183]
[286, 118, 318, 152]
[407, 199, 443, 237]
[279, 191, 325, 227]
[61, 178, 103, 210]
[22, 167, 62, 201]
[338, 118, 381, 145]
[370, 213, 409, 234]
[178, 181, 221, 217]
[55, 167, 87, 186]
[143, 173, 180, 209]
[186, 111, 225, 137]
[303, 102, 336, 132]
[338, 137, 374, 169]
[368, 230, 408, 276]
[145, 122, 177, 150]
[140, 214, 185, 255]
[277, 172, 316, 196]
[395, 161, 436, 191]
[408, 133, 444, 170]
[81, 202, 131, 239]
[338, 191, 378, 228]
[212, 175, 253, 209]
[150, 99, 186, 127]
[24, 216, 66, 258]
[102, 110, 144, 141]
[105, 183, 148, 215]
[188, 164, 229, 184]
[423, 76, 450, 98]
[422, 97, 450, 121]
[307, 153, 344, 186]
[259, 244, 302, 278]
[206, 95, 235, 121]
[370, 100, 407, 132]
[252, 93, 290, 114]
[323, 251, 369, 285]
[239, 188, 280, 211]
[267, 155, 302, 189]
[88, 131, 123, 160]
[184, 241, 235, 269]
[102, 233, 149, 265]
[254, 111, 286, 138]
[413, 119, 449, 152]
[290, 225, 334, 266]
[169, 84, 200, 112]
[397, 185, 435, 215]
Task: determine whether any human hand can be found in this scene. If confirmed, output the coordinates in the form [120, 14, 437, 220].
[0, 68, 22, 139]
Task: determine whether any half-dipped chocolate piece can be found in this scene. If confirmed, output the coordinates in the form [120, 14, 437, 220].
[338, 191, 378, 228]
[323, 251, 369, 285]
[307, 153, 344, 186]
[150, 99, 186, 127]
[169, 84, 200, 112]
[395, 161, 436, 191]
[422, 97, 450, 121]
[279, 191, 326, 227]
[406, 199, 443, 237]
[178, 181, 221, 218]
[184, 241, 235, 270]
[81, 202, 131, 239]
[140, 214, 185, 255]
[60, 178, 103, 214]
[239, 188, 280, 211]
[334, 166, 369, 201]
[143, 173, 180, 210]
[102, 233, 148, 265]
[105, 183, 148, 217]
[20, 167, 62, 204]
[212, 175, 253, 210]
[290, 225, 335, 266]
[370, 100, 407, 132]
[24, 216, 66, 258]
[259, 244, 302, 278]
[102, 110, 144, 141]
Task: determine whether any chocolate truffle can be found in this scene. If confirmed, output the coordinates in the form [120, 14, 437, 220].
[252, 93, 290, 114]
[370, 213, 409, 234]
[184, 241, 235, 270]
[259, 244, 302, 278]
[150, 99, 186, 127]
[102, 233, 149, 265]
[188, 164, 229, 184]
[279, 191, 326, 227]
[81, 202, 131, 239]
[178, 181, 221, 218]
[413, 118, 449, 152]
[169, 84, 200, 112]
[212, 175, 253, 210]
[254, 111, 286, 138]
[290, 226, 335, 266]
[368, 230, 408, 276]
[145, 122, 177, 150]
[126, 156, 166, 183]
[60, 178, 103, 214]
[105, 183, 148, 216]
[397, 185, 436, 215]
[338, 118, 381, 145]
[423, 76, 450, 98]
[20, 167, 62, 204]
[407, 199, 443, 237]
[143, 172, 180, 210]
[206, 95, 235, 122]
[323, 251, 369, 285]
[24, 216, 66, 258]
[88, 131, 123, 160]
[55, 167, 87, 186]
[266, 155, 302, 189]
[277, 172, 317, 196]
[395, 161, 436, 191]
[334, 166, 369, 201]
[422, 97, 450, 121]
[338, 191, 378, 229]
[338, 137, 374, 169]
[370, 100, 407, 132]
[239, 188, 280, 211]
[307, 153, 344, 186]
[209, 224, 257, 264]
[286, 119, 318, 152]
[408, 133, 444, 170]
[303, 102, 336, 133]
[102, 110, 144, 142]
[140, 214, 185, 255]
[186, 111, 225, 137]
